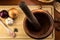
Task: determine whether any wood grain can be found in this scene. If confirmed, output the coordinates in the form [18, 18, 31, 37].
[0, 5, 54, 40]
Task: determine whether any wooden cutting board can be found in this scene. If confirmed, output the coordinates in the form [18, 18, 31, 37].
[0, 5, 54, 40]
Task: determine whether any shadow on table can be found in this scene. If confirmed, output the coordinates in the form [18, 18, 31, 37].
[35, 39, 43, 40]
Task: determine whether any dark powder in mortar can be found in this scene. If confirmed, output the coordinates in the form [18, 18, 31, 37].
[25, 12, 51, 35]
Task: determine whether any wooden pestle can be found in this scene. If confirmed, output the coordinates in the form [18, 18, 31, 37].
[19, 2, 41, 31]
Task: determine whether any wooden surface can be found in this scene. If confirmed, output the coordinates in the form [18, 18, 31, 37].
[0, 0, 53, 5]
[54, 9, 60, 40]
[0, 0, 35, 5]
[0, 5, 54, 40]
[0, 0, 59, 40]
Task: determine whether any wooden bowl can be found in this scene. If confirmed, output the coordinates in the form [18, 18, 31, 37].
[38, 0, 54, 3]
[54, 2, 60, 14]
[23, 9, 53, 39]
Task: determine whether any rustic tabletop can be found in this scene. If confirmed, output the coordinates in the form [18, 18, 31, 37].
[0, 0, 60, 40]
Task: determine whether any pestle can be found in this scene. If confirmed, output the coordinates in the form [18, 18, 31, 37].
[19, 2, 41, 31]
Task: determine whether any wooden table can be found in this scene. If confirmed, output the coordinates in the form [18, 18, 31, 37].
[54, 9, 60, 40]
[0, 0, 34, 5]
[0, 0, 59, 40]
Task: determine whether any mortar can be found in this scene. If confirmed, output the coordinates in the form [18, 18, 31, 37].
[23, 9, 53, 39]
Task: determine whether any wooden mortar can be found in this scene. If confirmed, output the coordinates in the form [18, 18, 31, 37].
[23, 9, 53, 39]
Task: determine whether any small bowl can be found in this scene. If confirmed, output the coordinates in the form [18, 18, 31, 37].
[38, 0, 54, 3]
[23, 9, 53, 39]
[54, 2, 60, 13]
